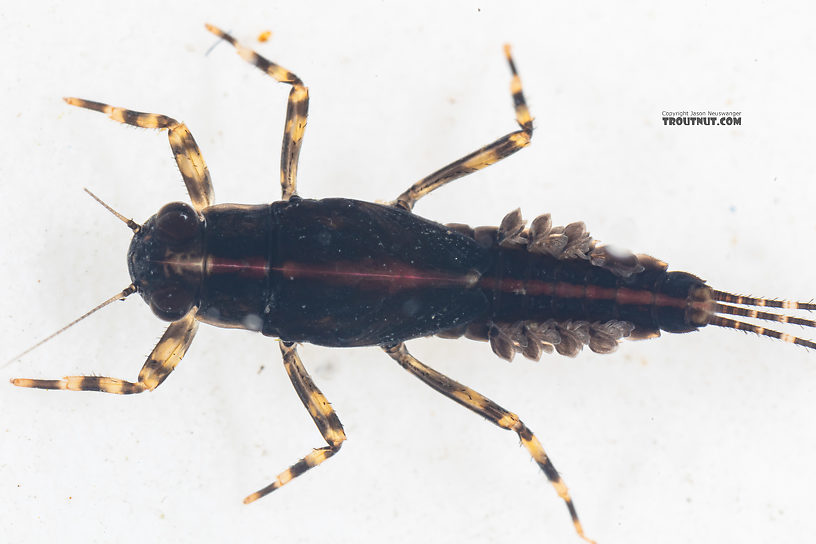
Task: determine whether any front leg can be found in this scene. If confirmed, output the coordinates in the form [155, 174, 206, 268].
[12, 311, 199, 394]
[63, 98, 214, 211]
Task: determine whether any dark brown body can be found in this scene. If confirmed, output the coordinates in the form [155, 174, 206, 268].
[16, 26, 815, 544]
[133, 197, 712, 351]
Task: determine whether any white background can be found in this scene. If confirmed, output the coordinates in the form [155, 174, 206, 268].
[2, 2, 816, 543]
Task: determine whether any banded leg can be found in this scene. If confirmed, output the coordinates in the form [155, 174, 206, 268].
[392, 45, 533, 211]
[11, 311, 198, 394]
[383, 343, 594, 544]
[63, 98, 214, 211]
[244, 342, 346, 503]
[205, 24, 308, 201]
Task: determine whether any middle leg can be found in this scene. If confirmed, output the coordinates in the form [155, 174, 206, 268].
[243, 342, 346, 503]
[206, 24, 309, 201]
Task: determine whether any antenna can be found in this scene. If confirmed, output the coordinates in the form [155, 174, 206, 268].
[3, 284, 137, 368]
[84, 188, 141, 233]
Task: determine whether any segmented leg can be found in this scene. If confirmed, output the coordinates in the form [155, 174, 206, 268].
[63, 98, 214, 211]
[392, 45, 533, 211]
[11, 311, 198, 394]
[244, 342, 346, 504]
[382, 343, 594, 544]
[205, 24, 308, 201]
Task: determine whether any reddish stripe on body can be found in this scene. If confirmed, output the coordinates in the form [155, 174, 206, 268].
[268, 261, 476, 289]
[208, 256, 268, 279]
[477, 276, 688, 309]
[203, 256, 691, 312]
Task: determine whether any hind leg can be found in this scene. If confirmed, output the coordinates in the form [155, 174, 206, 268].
[392, 45, 533, 211]
[382, 343, 595, 543]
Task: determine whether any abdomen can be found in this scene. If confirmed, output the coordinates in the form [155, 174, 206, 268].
[481, 248, 710, 333]
[436, 224, 713, 360]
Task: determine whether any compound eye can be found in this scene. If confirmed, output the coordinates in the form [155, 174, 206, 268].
[149, 283, 195, 321]
[155, 202, 199, 246]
